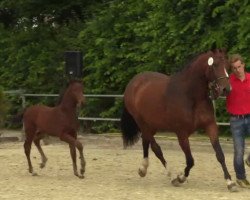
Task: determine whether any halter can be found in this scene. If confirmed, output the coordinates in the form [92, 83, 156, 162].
[207, 57, 229, 99]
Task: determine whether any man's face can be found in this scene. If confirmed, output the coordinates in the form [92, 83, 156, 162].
[231, 60, 245, 78]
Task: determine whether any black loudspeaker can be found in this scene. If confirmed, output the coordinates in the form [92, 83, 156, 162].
[64, 51, 83, 78]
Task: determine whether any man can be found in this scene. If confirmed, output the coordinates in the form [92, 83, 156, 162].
[226, 54, 250, 188]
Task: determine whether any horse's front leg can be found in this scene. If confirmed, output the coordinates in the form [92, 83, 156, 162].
[73, 136, 86, 177]
[60, 133, 85, 178]
[69, 144, 78, 177]
[206, 124, 237, 192]
[172, 135, 193, 186]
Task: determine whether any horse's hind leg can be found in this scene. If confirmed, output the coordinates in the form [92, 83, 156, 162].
[172, 135, 193, 186]
[138, 138, 150, 177]
[24, 128, 37, 176]
[24, 139, 34, 174]
[33, 134, 48, 169]
[150, 138, 167, 168]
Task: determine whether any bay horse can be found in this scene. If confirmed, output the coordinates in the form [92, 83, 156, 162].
[23, 80, 86, 178]
[121, 49, 237, 191]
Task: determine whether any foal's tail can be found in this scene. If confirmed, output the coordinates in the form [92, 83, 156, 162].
[121, 105, 140, 148]
[11, 109, 25, 124]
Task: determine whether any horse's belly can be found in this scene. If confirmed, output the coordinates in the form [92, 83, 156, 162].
[37, 116, 76, 135]
[142, 112, 195, 133]
[24, 106, 76, 135]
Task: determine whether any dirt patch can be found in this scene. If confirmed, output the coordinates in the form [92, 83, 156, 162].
[0, 130, 250, 200]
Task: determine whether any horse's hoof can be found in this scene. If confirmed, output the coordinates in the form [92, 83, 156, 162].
[78, 175, 85, 179]
[138, 168, 147, 177]
[28, 167, 33, 173]
[171, 178, 181, 187]
[228, 182, 238, 192]
[74, 173, 79, 177]
[74, 173, 84, 179]
[40, 163, 45, 168]
[40, 158, 47, 169]
[171, 174, 186, 187]
[80, 169, 85, 175]
[32, 172, 38, 176]
[177, 174, 186, 183]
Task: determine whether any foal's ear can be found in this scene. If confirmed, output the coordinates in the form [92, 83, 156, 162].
[68, 79, 82, 85]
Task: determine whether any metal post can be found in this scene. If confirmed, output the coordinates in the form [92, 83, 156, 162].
[20, 94, 26, 141]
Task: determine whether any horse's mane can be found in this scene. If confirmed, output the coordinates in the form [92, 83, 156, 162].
[174, 51, 209, 73]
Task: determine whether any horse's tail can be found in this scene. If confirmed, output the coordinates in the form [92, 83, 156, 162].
[11, 109, 25, 124]
[121, 104, 140, 148]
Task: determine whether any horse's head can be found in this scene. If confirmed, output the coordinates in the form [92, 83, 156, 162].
[68, 80, 85, 107]
[205, 49, 231, 99]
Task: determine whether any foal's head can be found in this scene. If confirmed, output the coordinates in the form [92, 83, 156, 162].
[66, 80, 85, 107]
[205, 49, 231, 98]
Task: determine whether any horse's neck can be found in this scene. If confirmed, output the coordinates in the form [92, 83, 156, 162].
[176, 63, 209, 99]
[177, 64, 206, 82]
[59, 93, 77, 114]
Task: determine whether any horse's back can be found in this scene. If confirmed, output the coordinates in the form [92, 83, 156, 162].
[24, 105, 53, 120]
[124, 72, 169, 97]
[127, 71, 169, 84]
[124, 72, 172, 128]
[23, 105, 60, 134]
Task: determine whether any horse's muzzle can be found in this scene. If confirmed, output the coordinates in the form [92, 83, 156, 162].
[222, 84, 232, 96]
[77, 96, 86, 107]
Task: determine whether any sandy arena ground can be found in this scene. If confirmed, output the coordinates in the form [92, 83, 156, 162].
[0, 130, 250, 200]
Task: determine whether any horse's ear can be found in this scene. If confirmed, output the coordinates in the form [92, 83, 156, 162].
[68, 79, 82, 85]
[210, 42, 217, 53]
[221, 48, 227, 54]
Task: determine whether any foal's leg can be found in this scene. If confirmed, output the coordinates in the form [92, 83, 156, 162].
[69, 144, 78, 176]
[24, 138, 34, 174]
[172, 135, 193, 186]
[23, 127, 37, 176]
[69, 133, 86, 177]
[206, 124, 237, 192]
[60, 132, 86, 178]
[138, 138, 150, 177]
[33, 133, 48, 169]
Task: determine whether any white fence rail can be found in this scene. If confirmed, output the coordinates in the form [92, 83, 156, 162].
[4, 91, 123, 122]
[4, 91, 229, 125]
